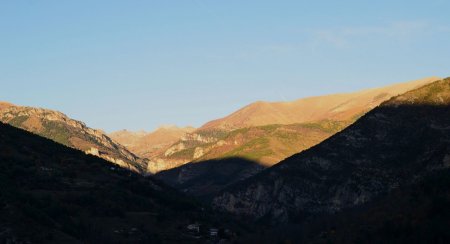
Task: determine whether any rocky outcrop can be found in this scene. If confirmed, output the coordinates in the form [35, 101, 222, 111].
[212, 78, 450, 223]
[146, 158, 188, 174]
[0, 104, 146, 173]
[164, 142, 187, 157]
[144, 128, 228, 173]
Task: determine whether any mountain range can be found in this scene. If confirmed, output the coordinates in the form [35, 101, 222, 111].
[141, 77, 440, 173]
[109, 126, 195, 161]
[200, 77, 440, 130]
[1, 76, 450, 243]
[149, 77, 443, 197]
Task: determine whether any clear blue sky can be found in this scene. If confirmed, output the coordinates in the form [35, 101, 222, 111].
[1, 1, 449, 132]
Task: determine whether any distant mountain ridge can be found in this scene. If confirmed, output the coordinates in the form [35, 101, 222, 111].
[0, 104, 146, 173]
[0, 101, 13, 110]
[145, 77, 440, 173]
[109, 126, 195, 160]
[201, 77, 440, 130]
[212, 78, 450, 223]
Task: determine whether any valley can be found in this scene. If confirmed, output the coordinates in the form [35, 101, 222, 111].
[1, 77, 449, 243]
[3, 2, 449, 243]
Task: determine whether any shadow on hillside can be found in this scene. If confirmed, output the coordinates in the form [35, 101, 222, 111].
[214, 101, 450, 241]
[155, 157, 267, 199]
[0, 121, 220, 243]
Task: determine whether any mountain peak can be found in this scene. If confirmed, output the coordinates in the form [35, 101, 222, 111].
[0, 101, 14, 110]
[154, 124, 195, 132]
[200, 77, 440, 130]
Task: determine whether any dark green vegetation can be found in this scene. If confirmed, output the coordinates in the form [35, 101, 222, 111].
[212, 78, 450, 242]
[168, 146, 198, 159]
[7, 115, 28, 127]
[40, 120, 72, 145]
[0, 122, 242, 243]
[156, 157, 265, 198]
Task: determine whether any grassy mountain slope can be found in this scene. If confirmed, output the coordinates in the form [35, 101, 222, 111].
[201, 77, 439, 130]
[197, 120, 349, 165]
[147, 77, 439, 173]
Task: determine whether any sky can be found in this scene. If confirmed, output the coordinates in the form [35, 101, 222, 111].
[1, 1, 449, 132]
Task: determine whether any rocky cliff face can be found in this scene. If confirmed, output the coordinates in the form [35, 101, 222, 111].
[0, 105, 146, 173]
[212, 78, 450, 223]
[146, 128, 228, 173]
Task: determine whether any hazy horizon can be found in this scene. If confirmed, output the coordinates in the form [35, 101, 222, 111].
[1, 1, 449, 132]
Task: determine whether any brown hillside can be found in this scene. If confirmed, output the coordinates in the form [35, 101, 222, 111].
[0, 103, 145, 173]
[201, 77, 440, 130]
[0, 101, 14, 110]
[146, 77, 440, 173]
[110, 126, 195, 159]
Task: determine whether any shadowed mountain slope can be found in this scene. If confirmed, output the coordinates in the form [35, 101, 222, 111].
[239, 169, 450, 243]
[306, 170, 450, 244]
[212, 78, 450, 223]
[0, 122, 239, 243]
[0, 104, 145, 173]
[156, 157, 266, 198]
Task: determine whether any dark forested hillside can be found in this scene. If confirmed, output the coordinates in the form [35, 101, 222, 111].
[213, 78, 450, 226]
[156, 157, 266, 198]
